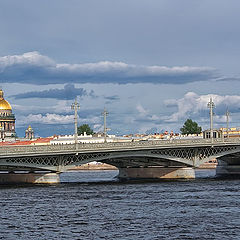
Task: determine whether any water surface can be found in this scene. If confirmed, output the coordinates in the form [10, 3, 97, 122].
[0, 169, 239, 240]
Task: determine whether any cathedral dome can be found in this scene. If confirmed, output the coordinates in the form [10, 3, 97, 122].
[0, 89, 12, 110]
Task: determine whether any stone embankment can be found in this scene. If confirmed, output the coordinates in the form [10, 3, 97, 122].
[69, 163, 117, 171]
[198, 159, 217, 169]
[69, 160, 217, 171]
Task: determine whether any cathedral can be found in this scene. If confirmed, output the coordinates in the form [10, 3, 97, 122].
[0, 89, 16, 141]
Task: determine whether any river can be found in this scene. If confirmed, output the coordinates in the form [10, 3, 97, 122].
[0, 169, 240, 239]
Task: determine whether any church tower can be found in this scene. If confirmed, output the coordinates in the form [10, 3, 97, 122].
[0, 89, 16, 141]
[25, 125, 34, 139]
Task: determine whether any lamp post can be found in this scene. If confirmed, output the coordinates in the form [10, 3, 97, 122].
[226, 109, 230, 139]
[102, 108, 109, 143]
[71, 97, 80, 149]
[207, 98, 215, 142]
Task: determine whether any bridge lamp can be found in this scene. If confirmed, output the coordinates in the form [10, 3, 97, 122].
[207, 98, 215, 141]
[71, 97, 80, 148]
[226, 109, 230, 139]
[101, 108, 109, 143]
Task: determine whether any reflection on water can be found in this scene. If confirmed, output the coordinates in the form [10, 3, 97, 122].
[60, 170, 119, 183]
[195, 168, 216, 178]
[0, 169, 240, 240]
[61, 169, 217, 183]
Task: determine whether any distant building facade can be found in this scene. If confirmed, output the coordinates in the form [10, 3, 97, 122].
[50, 133, 132, 145]
[0, 89, 16, 141]
[220, 127, 240, 138]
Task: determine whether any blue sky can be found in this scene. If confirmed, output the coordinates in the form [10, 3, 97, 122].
[1, 0, 240, 137]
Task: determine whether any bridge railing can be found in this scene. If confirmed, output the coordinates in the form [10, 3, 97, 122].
[0, 144, 76, 155]
[0, 137, 240, 156]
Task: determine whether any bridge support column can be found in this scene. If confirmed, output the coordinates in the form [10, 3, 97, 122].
[216, 160, 240, 178]
[0, 172, 60, 184]
[117, 167, 195, 180]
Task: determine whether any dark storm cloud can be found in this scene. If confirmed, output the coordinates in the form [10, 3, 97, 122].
[0, 52, 218, 85]
[12, 84, 87, 100]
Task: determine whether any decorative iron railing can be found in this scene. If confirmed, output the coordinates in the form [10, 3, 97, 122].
[0, 137, 240, 156]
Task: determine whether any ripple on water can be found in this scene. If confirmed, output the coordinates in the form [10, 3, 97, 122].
[0, 170, 240, 239]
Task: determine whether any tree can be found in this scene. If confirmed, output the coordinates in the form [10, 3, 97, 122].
[77, 124, 94, 135]
[180, 119, 202, 135]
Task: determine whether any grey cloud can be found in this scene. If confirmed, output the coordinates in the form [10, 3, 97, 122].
[104, 95, 120, 104]
[12, 84, 87, 100]
[0, 52, 218, 85]
[104, 95, 120, 101]
[89, 90, 98, 98]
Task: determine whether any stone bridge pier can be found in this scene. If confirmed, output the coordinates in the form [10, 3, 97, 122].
[103, 154, 197, 180]
[117, 167, 195, 180]
[0, 172, 60, 184]
[216, 153, 240, 178]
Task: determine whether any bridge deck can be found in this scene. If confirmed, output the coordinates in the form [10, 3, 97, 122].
[0, 138, 240, 158]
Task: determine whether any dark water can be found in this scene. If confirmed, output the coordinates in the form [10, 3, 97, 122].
[0, 169, 240, 240]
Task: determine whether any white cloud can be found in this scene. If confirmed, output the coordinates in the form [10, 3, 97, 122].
[93, 124, 103, 132]
[214, 115, 230, 123]
[12, 100, 73, 114]
[0, 51, 217, 84]
[54, 101, 71, 113]
[0, 51, 55, 70]
[149, 114, 160, 121]
[93, 124, 102, 129]
[17, 110, 102, 131]
[18, 113, 74, 125]
[136, 103, 148, 116]
[165, 92, 240, 122]
[79, 116, 101, 125]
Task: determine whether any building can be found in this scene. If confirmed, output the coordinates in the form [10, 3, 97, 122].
[0, 89, 16, 141]
[50, 133, 133, 145]
[220, 127, 240, 138]
[203, 129, 223, 139]
[50, 134, 113, 145]
[0, 137, 54, 146]
[25, 125, 34, 139]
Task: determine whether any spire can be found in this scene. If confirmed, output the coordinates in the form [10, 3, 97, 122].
[0, 89, 3, 99]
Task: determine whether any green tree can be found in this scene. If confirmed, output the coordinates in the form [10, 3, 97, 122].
[180, 119, 202, 135]
[77, 124, 94, 135]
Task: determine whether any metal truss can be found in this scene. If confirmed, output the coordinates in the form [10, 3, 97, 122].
[1, 141, 240, 172]
[0, 155, 60, 172]
[75, 152, 110, 163]
[151, 145, 239, 167]
[0, 152, 111, 172]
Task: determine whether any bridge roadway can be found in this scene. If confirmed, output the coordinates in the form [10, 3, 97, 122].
[0, 138, 240, 183]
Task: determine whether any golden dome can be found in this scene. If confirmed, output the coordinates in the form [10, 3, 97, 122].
[0, 90, 12, 110]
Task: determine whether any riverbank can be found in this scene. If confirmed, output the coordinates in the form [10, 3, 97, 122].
[69, 161, 217, 171]
[69, 163, 117, 171]
[198, 159, 217, 169]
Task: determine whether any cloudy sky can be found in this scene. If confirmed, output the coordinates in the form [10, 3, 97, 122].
[1, 0, 240, 137]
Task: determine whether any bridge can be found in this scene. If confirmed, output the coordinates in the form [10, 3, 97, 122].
[0, 138, 240, 183]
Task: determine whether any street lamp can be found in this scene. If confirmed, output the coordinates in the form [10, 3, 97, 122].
[207, 97, 215, 142]
[102, 108, 109, 143]
[71, 97, 80, 149]
[226, 109, 230, 139]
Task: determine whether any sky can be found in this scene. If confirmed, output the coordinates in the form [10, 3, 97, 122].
[0, 0, 240, 137]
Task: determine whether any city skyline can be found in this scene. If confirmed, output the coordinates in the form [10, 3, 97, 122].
[1, 1, 240, 137]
